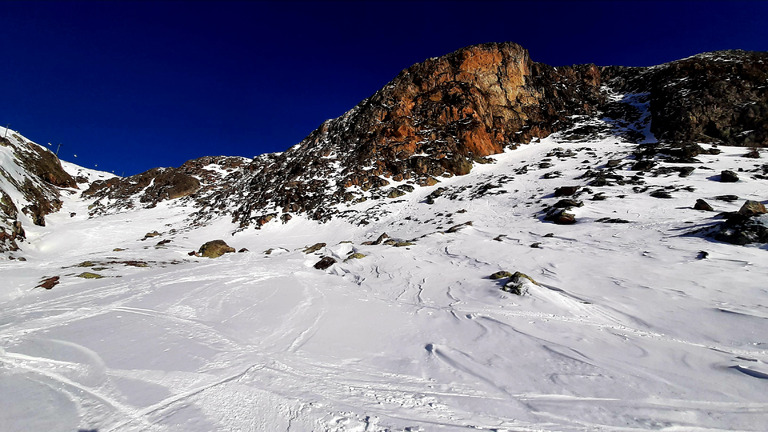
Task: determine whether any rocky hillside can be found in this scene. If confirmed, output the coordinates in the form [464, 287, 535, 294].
[0, 128, 80, 252]
[602, 49, 768, 146]
[12, 43, 768, 239]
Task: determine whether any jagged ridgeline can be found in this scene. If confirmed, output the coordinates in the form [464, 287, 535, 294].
[78, 42, 768, 227]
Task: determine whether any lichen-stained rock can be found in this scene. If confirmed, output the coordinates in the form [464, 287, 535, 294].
[489, 271, 513, 280]
[198, 240, 236, 258]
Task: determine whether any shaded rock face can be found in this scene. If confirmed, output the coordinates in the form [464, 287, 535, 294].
[603, 50, 768, 147]
[712, 214, 768, 245]
[213, 42, 604, 227]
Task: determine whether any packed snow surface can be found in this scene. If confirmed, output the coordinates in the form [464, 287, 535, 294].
[1, 135, 767, 431]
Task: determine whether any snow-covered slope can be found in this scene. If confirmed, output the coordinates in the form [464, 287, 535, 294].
[0, 126, 109, 253]
[2, 118, 767, 431]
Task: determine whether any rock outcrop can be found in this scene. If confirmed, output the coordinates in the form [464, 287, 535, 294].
[84, 155, 247, 214]
[602, 50, 768, 147]
[1, 130, 77, 252]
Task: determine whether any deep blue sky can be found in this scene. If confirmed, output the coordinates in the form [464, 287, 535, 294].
[2, 1, 766, 176]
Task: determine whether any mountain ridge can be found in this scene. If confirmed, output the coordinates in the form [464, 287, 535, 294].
[1, 42, 767, 252]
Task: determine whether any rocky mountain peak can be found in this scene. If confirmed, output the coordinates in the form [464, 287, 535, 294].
[198, 42, 605, 227]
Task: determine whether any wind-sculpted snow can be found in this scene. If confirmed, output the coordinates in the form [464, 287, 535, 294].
[2, 129, 767, 431]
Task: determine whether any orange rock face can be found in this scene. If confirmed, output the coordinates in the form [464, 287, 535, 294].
[223, 42, 606, 224]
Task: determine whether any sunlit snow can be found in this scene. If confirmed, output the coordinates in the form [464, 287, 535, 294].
[1, 126, 767, 431]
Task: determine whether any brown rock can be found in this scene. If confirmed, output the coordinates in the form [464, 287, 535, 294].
[694, 199, 714, 211]
[303, 242, 326, 254]
[37, 276, 60, 290]
[738, 200, 767, 216]
[362, 233, 389, 245]
[198, 240, 235, 258]
[142, 231, 160, 240]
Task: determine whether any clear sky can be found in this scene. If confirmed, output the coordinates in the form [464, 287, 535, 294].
[2, 1, 766, 176]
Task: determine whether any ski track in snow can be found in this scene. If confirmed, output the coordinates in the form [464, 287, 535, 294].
[2, 132, 768, 431]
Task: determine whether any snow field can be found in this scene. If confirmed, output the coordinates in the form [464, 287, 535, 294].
[1, 135, 767, 431]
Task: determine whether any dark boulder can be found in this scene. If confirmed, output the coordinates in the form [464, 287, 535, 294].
[603, 50, 768, 148]
[694, 199, 714, 211]
[314, 256, 336, 270]
[712, 217, 768, 245]
[553, 199, 583, 208]
[720, 170, 740, 182]
[554, 186, 580, 197]
[544, 208, 576, 225]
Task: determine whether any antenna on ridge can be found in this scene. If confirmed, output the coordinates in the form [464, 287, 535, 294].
[3, 124, 10, 139]
[55, 143, 62, 156]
